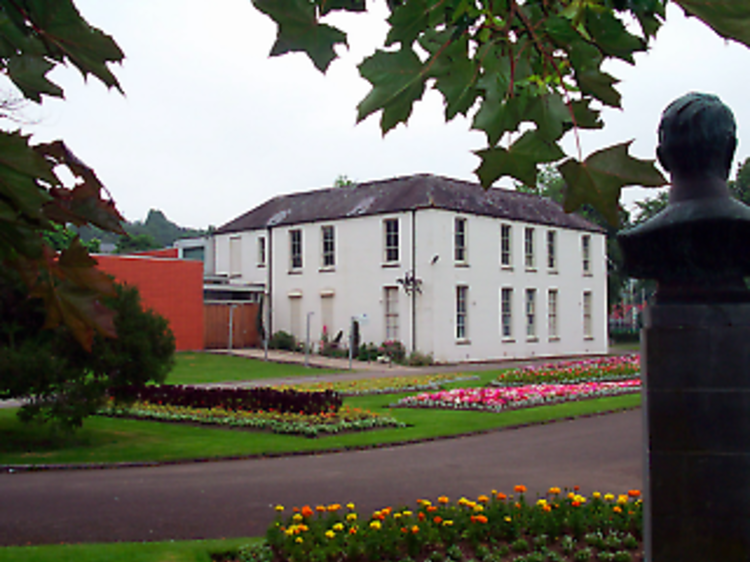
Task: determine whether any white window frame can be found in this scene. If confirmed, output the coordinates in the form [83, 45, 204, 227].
[456, 285, 468, 340]
[454, 217, 467, 264]
[257, 236, 266, 267]
[547, 230, 557, 271]
[290, 229, 303, 270]
[501, 287, 513, 340]
[384, 218, 399, 263]
[384, 286, 399, 340]
[526, 288, 537, 339]
[583, 291, 593, 338]
[501, 224, 512, 267]
[548, 289, 559, 340]
[321, 225, 335, 268]
[229, 235, 242, 277]
[582, 234, 592, 274]
[524, 227, 535, 270]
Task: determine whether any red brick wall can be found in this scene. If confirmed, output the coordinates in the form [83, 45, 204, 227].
[95, 255, 204, 351]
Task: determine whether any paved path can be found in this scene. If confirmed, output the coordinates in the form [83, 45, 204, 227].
[0, 409, 642, 546]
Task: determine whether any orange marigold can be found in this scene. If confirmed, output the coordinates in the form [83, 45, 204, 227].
[514, 485, 527, 494]
[433, 516, 443, 524]
[438, 496, 450, 504]
[496, 493, 507, 501]
[628, 490, 641, 498]
[301, 506, 314, 518]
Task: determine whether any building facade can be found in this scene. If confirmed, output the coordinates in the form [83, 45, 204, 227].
[212, 174, 607, 363]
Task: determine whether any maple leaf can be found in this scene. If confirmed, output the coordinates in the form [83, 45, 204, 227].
[357, 47, 427, 133]
[253, 0, 347, 72]
[675, 0, 750, 48]
[475, 131, 565, 188]
[559, 142, 667, 226]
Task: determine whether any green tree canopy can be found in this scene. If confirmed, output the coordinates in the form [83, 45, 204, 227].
[253, 0, 750, 226]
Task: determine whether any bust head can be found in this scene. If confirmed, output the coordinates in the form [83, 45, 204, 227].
[657, 92, 736, 181]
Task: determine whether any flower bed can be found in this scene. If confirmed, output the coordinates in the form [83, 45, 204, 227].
[111, 384, 342, 415]
[393, 380, 641, 412]
[241, 486, 643, 562]
[101, 403, 405, 438]
[492, 356, 640, 387]
[276, 374, 480, 396]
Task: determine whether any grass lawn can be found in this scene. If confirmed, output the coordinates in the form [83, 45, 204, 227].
[0, 538, 257, 562]
[166, 351, 336, 385]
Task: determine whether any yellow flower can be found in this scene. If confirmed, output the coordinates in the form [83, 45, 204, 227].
[617, 495, 629, 505]
[504, 516, 512, 522]
[394, 513, 402, 520]
[295, 537, 303, 544]
[327, 503, 341, 512]
[325, 530, 335, 539]
[333, 523, 344, 532]
[346, 513, 357, 522]
[292, 514, 303, 522]
[537, 499, 548, 507]
[592, 492, 601, 499]
[442, 520, 454, 526]
[346, 503, 356, 510]
[285, 528, 295, 536]
[275, 505, 285, 512]
[473, 504, 484, 512]
[548, 487, 561, 495]
[370, 521, 382, 530]
[402, 510, 413, 517]
[604, 494, 615, 502]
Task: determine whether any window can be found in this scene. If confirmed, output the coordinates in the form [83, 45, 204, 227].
[229, 236, 241, 277]
[582, 235, 591, 274]
[524, 227, 535, 269]
[501, 224, 512, 267]
[526, 288, 537, 339]
[321, 225, 335, 267]
[257, 236, 266, 266]
[547, 230, 557, 270]
[501, 287, 513, 339]
[290, 229, 302, 270]
[456, 286, 468, 339]
[548, 289, 559, 339]
[384, 219, 399, 263]
[384, 287, 399, 340]
[583, 291, 593, 338]
[454, 218, 467, 263]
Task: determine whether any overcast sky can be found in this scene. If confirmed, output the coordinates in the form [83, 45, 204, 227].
[19, 1, 750, 229]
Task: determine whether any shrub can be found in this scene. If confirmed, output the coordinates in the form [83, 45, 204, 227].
[269, 330, 296, 351]
[358, 342, 380, 362]
[380, 340, 406, 363]
[407, 350, 434, 366]
[609, 330, 639, 344]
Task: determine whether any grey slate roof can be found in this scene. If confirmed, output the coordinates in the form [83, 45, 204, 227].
[216, 174, 605, 234]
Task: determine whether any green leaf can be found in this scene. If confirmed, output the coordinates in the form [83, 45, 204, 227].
[319, 0, 366, 16]
[475, 130, 566, 187]
[27, 0, 124, 91]
[674, 0, 750, 48]
[357, 47, 427, 133]
[427, 35, 478, 120]
[7, 54, 63, 102]
[386, 0, 428, 46]
[570, 99, 603, 130]
[0, 132, 54, 222]
[526, 93, 571, 142]
[558, 142, 666, 226]
[253, 0, 346, 72]
[576, 68, 621, 108]
[472, 95, 527, 146]
[585, 8, 645, 63]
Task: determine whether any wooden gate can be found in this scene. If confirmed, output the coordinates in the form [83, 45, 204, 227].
[204, 303, 261, 349]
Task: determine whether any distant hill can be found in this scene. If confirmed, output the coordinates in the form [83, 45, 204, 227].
[77, 209, 208, 250]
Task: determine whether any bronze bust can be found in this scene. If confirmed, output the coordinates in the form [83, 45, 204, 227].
[618, 92, 750, 303]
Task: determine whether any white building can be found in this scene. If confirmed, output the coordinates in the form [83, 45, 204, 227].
[212, 174, 607, 363]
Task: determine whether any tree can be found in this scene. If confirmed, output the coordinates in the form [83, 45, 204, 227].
[0, 272, 175, 431]
[334, 174, 355, 187]
[253, 1, 750, 226]
[115, 233, 159, 254]
[0, 0, 126, 350]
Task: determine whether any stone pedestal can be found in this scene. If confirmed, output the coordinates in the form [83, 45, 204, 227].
[643, 304, 750, 561]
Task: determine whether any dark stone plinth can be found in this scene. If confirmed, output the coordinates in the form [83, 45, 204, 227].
[643, 304, 750, 561]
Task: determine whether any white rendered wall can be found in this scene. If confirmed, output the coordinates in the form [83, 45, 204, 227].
[212, 209, 608, 362]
